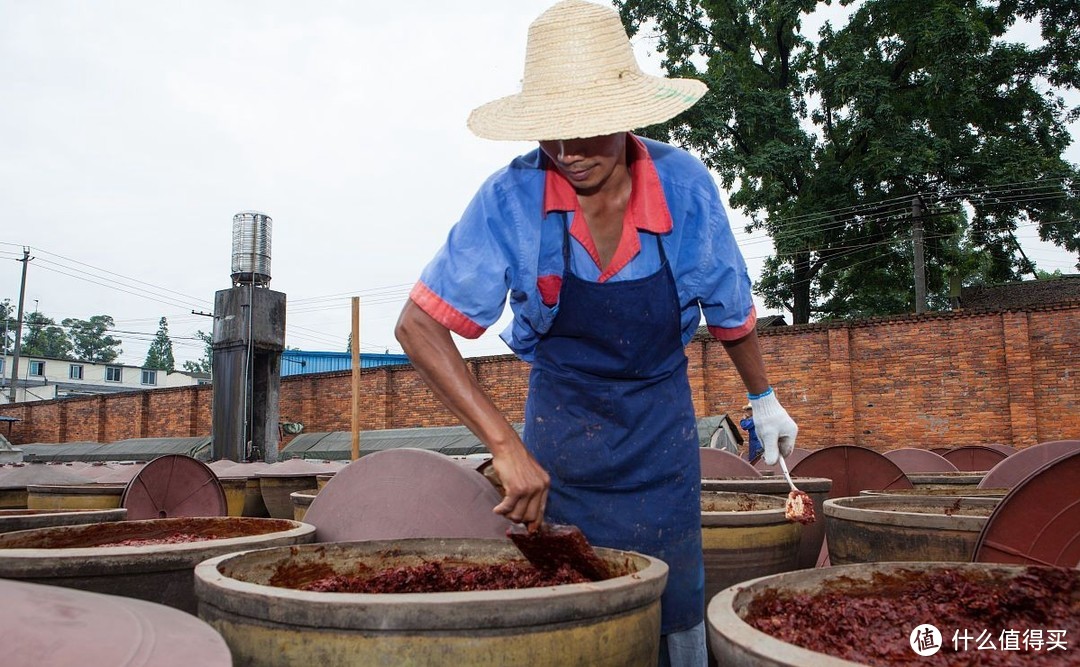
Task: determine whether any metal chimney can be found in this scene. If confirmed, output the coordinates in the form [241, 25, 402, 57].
[231, 211, 272, 287]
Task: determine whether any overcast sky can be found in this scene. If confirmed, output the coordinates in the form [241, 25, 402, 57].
[1, 1, 1077, 369]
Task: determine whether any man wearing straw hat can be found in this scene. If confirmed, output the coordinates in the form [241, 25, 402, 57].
[396, 1, 797, 663]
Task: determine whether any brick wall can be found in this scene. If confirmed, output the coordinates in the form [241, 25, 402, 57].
[2, 303, 1076, 451]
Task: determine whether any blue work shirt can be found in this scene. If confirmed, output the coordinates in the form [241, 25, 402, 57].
[741, 416, 764, 462]
[411, 135, 756, 362]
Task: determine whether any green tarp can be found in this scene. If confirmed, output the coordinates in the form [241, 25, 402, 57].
[18, 436, 212, 463]
[278, 425, 515, 461]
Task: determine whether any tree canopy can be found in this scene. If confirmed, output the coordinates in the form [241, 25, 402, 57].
[62, 315, 122, 363]
[21, 312, 73, 360]
[0, 299, 13, 353]
[617, 0, 1080, 322]
[143, 316, 176, 372]
[182, 330, 213, 374]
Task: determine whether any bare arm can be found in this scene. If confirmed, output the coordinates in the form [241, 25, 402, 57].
[722, 328, 798, 462]
[395, 299, 549, 531]
[720, 329, 770, 395]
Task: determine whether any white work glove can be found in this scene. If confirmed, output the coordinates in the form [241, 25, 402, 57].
[750, 388, 798, 465]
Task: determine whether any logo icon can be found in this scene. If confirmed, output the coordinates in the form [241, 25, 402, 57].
[910, 624, 942, 656]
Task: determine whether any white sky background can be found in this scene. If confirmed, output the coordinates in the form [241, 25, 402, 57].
[0, 1, 1076, 368]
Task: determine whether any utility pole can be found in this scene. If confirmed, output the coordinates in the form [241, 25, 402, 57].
[912, 197, 927, 315]
[8, 247, 33, 403]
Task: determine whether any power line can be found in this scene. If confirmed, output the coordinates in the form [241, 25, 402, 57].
[33, 248, 211, 308]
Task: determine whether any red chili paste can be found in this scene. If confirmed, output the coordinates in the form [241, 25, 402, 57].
[298, 560, 589, 594]
[785, 490, 816, 524]
[96, 533, 220, 547]
[507, 523, 611, 581]
[745, 566, 1079, 666]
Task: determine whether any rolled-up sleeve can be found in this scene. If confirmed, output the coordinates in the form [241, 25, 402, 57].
[412, 184, 513, 339]
[697, 194, 756, 341]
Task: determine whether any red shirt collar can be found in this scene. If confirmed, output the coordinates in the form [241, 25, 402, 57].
[541, 135, 673, 281]
[542, 134, 672, 234]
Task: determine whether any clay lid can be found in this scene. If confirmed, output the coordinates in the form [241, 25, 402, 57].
[0, 577, 232, 666]
[791, 445, 913, 497]
[974, 448, 1080, 567]
[121, 455, 227, 520]
[205, 459, 241, 478]
[0, 463, 95, 490]
[226, 461, 273, 477]
[882, 448, 959, 474]
[93, 463, 146, 485]
[753, 448, 812, 474]
[256, 458, 338, 478]
[942, 445, 1009, 472]
[303, 448, 511, 542]
[978, 439, 1079, 490]
[700, 448, 761, 478]
[79, 463, 123, 480]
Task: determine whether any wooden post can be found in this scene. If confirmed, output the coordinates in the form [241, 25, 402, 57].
[351, 297, 361, 461]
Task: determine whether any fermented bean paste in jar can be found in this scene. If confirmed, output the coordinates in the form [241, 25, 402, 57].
[745, 566, 1079, 666]
[289, 560, 591, 593]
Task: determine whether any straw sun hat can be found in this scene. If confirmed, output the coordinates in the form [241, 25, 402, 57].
[467, 0, 708, 141]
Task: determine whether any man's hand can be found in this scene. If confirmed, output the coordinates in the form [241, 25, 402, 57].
[491, 443, 550, 533]
[750, 388, 798, 465]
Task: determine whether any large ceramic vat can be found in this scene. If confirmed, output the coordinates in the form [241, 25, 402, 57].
[195, 538, 667, 667]
[707, 562, 1079, 667]
[0, 463, 95, 508]
[823, 495, 999, 564]
[26, 483, 125, 510]
[700, 492, 801, 605]
[221, 462, 272, 517]
[859, 487, 1008, 498]
[290, 490, 316, 522]
[906, 471, 985, 490]
[217, 476, 248, 516]
[256, 459, 335, 519]
[0, 516, 315, 613]
[0, 507, 126, 534]
[701, 476, 830, 569]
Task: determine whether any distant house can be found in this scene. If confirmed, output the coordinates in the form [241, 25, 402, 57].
[280, 350, 411, 377]
[958, 275, 1080, 310]
[0, 354, 206, 404]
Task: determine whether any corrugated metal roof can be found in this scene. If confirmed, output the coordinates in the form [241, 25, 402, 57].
[281, 350, 410, 377]
[18, 437, 212, 463]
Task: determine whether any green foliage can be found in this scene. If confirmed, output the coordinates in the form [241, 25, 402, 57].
[62, 315, 122, 363]
[182, 330, 213, 374]
[617, 0, 1080, 322]
[22, 312, 73, 360]
[143, 317, 176, 372]
[0, 299, 13, 353]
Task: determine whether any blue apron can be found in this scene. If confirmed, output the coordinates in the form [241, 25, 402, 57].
[523, 220, 704, 634]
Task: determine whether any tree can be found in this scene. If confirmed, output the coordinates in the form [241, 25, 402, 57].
[0, 298, 13, 354]
[21, 311, 73, 359]
[182, 330, 213, 374]
[143, 317, 176, 372]
[617, 0, 1080, 322]
[62, 315, 122, 363]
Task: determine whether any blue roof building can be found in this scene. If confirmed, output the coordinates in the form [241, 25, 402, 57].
[280, 350, 410, 377]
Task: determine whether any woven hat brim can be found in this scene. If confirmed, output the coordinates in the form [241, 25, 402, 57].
[467, 73, 707, 141]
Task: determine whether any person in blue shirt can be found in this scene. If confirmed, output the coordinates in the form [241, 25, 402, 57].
[741, 404, 765, 463]
[395, 2, 798, 665]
